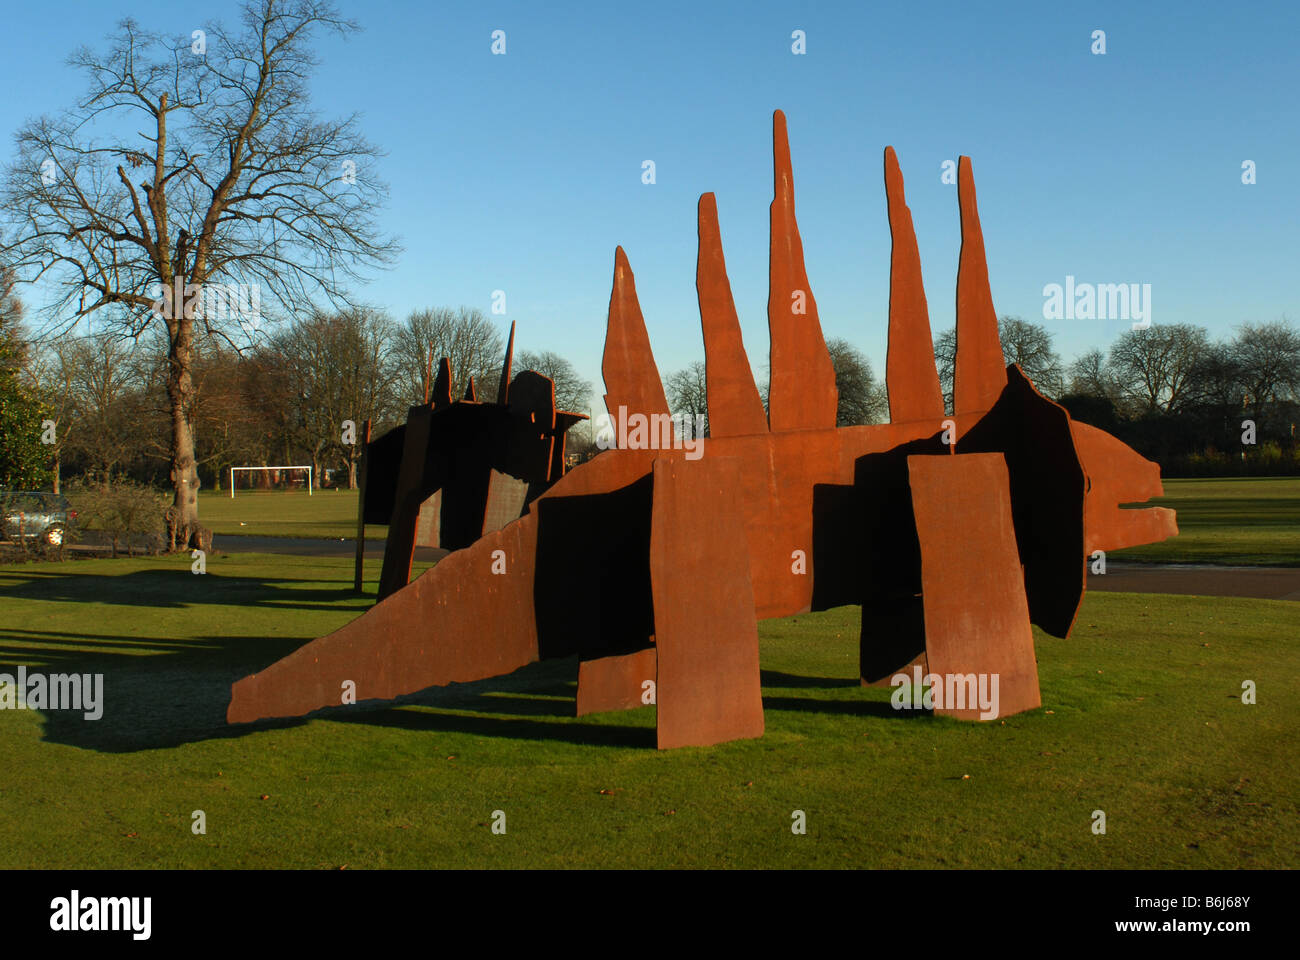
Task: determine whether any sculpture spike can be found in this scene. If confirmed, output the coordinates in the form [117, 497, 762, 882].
[602, 246, 673, 442]
[431, 357, 452, 408]
[464, 376, 477, 401]
[697, 192, 768, 437]
[883, 147, 945, 423]
[497, 321, 516, 405]
[767, 109, 838, 432]
[953, 156, 1007, 415]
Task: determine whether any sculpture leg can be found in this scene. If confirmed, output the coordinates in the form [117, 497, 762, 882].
[650, 456, 765, 749]
[229, 514, 541, 724]
[907, 453, 1041, 720]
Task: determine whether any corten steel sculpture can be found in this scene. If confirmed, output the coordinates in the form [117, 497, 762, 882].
[229, 110, 1178, 749]
[356, 324, 588, 601]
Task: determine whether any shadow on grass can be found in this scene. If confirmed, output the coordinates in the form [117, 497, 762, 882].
[761, 694, 931, 719]
[5, 563, 921, 756]
[0, 567, 358, 611]
[760, 669, 861, 690]
[9, 616, 650, 754]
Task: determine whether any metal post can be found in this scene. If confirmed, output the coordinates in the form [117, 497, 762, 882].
[353, 419, 371, 594]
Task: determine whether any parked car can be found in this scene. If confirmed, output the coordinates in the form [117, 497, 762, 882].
[1, 491, 76, 546]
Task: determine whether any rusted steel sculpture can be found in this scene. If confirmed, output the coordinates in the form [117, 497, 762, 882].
[357, 324, 588, 600]
[229, 110, 1177, 749]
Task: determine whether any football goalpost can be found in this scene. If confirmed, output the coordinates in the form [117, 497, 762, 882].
[229, 465, 314, 498]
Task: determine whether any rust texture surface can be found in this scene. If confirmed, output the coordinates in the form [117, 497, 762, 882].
[908, 453, 1042, 720]
[1072, 420, 1178, 554]
[576, 648, 658, 717]
[884, 147, 944, 423]
[229, 515, 541, 723]
[603, 246, 673, 439]
[697, 192, 769, 438]
[651, 457, 765, 749]
[766, 110, 838, 433]
[953, 156, 1008, 416]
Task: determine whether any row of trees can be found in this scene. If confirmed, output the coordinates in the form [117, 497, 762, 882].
[659, 316, 1300, 475]
[5, 304, 591, 494]
[1060, 320, 1300, 472]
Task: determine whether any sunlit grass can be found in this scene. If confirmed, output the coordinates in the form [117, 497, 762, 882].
[0, 552, 1293, 868]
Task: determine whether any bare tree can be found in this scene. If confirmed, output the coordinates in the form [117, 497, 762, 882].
[0, 2, 396, 548]
[934, 317, 1061, 411]
[25, 340, 76, 493]
[390, 307, 504, 404]
[516, 349, 593, 414]
[59, 333, 143, 487]
[1108, 323, 1210, 416]
[933, 327, 956, 414]
[664, 361, 708, 436]
[274, 307, 393, 488]
[997, 317, 1064, 398]
[1231, 319, 1300, 421]
[826, 338, 887, 426]
[1066, 348, 1119, 400]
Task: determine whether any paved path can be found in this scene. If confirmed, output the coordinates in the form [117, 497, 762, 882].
[213, 535, 447, 562]
[1087, 561, 1300, 602]
[210, 536, 1300, 603]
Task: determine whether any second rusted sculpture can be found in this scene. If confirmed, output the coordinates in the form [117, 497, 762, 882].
[229, 111, 1177, 749]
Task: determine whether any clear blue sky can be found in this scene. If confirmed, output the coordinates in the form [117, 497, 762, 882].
[3, 0, 1297, 416]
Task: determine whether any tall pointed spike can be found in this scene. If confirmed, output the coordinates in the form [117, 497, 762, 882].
[431, 357, 452, 408]
[884, 147, 945, 424]
[954, 155, 1007, 415]
[767, 109, 837, 432]
[464, 376, 477, 401]
[497, 321, 516, 405]
[602, 246, 672, 440]
[697, 192, 768, 437]
[424, 346, 433, 405]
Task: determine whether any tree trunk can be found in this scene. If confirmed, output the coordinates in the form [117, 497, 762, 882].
[52, 451, 60, 494]
[166, 317, 207, 551]
[347, 455, 357, 490]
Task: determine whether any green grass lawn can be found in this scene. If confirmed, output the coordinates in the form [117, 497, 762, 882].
[1113, 477, 1300, 566]
[0, 551, 1293, 868]
[197, 489, 386, 540]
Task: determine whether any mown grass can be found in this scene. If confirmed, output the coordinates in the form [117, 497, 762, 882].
[1113, 477, 1300, 566]
[0, 551, 1293, 869]
[197, 489, 384, 540]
